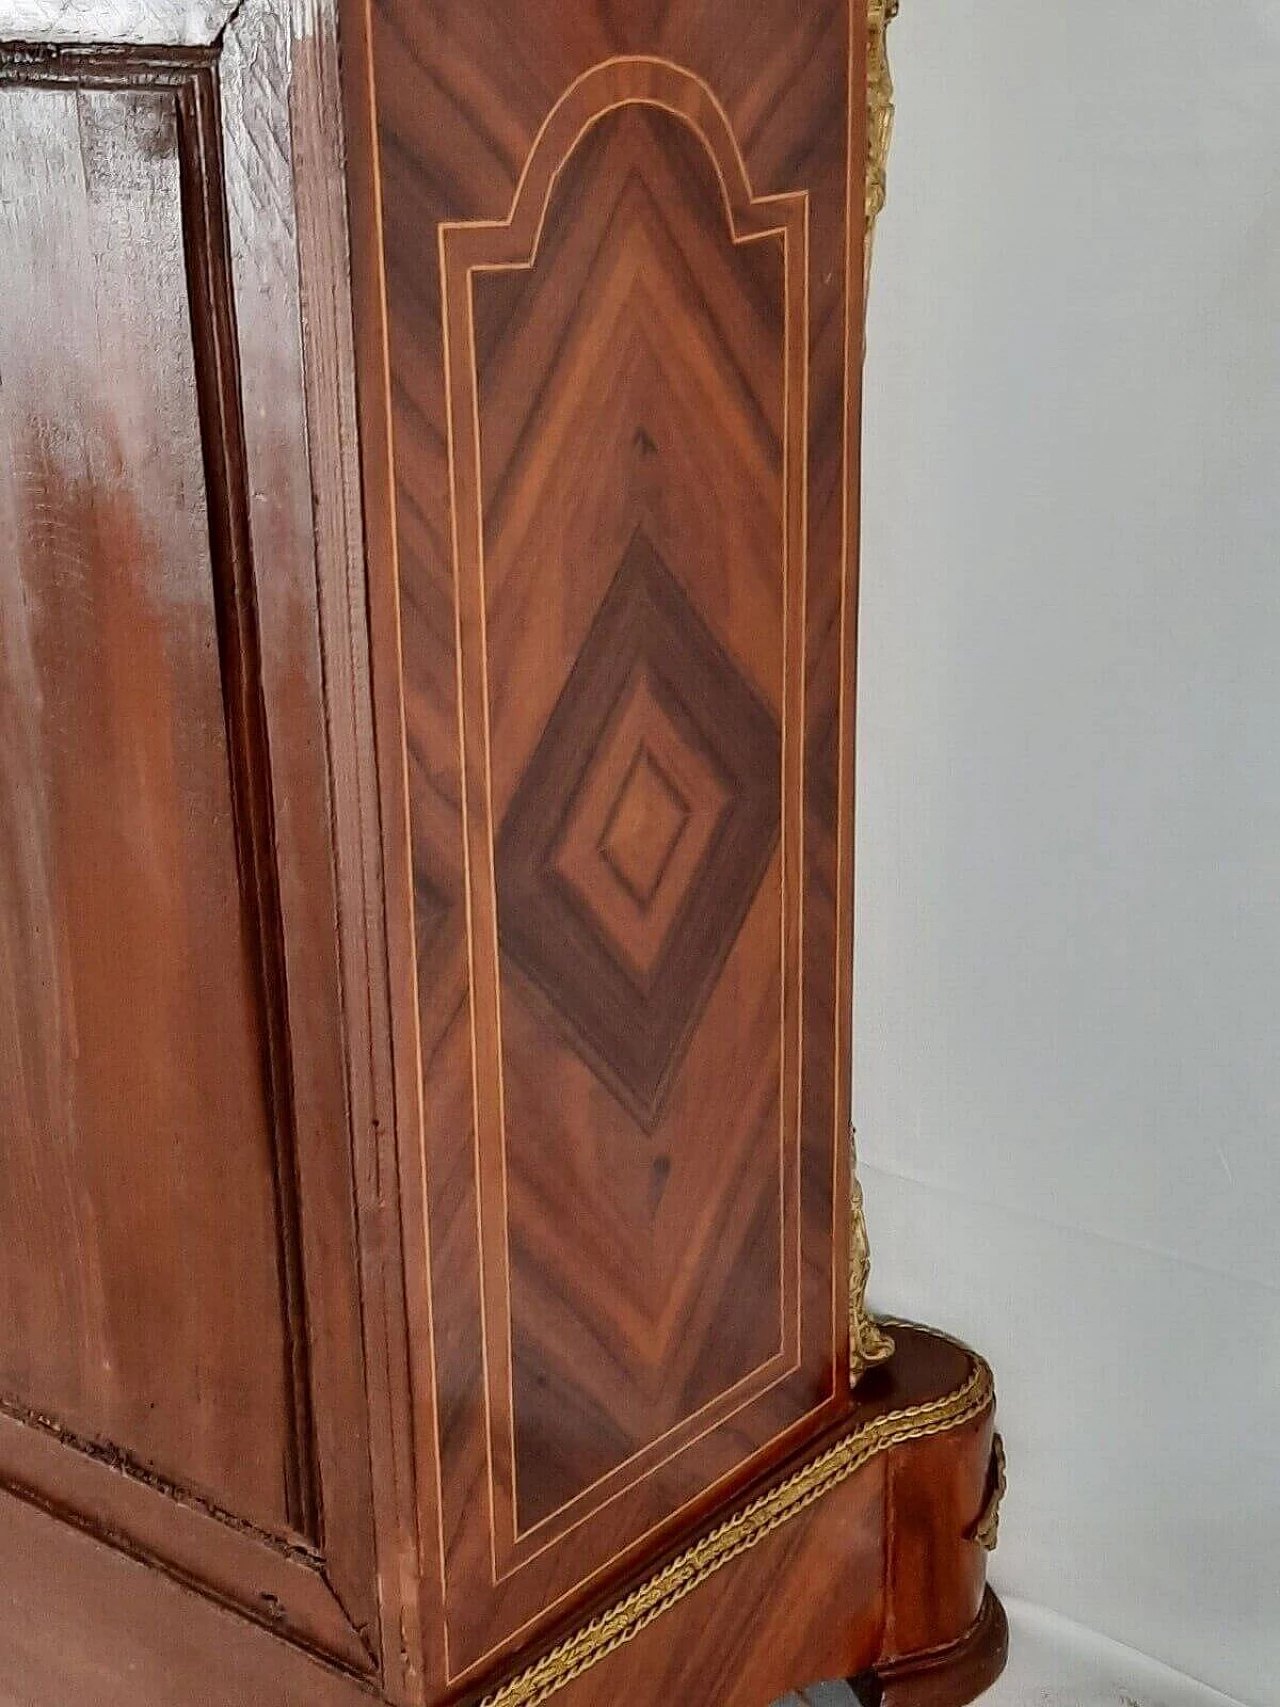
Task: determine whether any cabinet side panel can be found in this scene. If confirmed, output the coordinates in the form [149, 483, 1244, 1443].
[360, 0, 858, 1680]
[0, 78, 293, 1533]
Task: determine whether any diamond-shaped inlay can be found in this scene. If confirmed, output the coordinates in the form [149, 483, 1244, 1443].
[599, 746, 690, 909]
[496, 532, 780, 1128]
[550, 669, 732, 981]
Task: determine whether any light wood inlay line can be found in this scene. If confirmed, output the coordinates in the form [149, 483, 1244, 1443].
[439, 58, 811, 1613]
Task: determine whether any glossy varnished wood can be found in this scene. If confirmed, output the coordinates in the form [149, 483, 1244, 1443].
[0, 1327, 1000, 1707]
[853, 1591, 1011, 1707]
[345, 0, 865, 1678]
[0, 0, 417, 1689]
[0, 0, 1006, 1702]
[0, 48, 296, 1536]
[489, 1327, 999, 1707]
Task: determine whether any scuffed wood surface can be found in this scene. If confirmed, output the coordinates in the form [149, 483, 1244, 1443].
[0, 0, 415, 1680]
[0, 76, 295, 1532]
[0, 0, 237, 46]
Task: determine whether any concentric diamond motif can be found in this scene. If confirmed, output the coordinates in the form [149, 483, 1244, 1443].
[496, 533, 780, 1128]
[598, 746, 691, 908]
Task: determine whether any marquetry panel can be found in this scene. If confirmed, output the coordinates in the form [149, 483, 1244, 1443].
[365, 0, 862, 1683]
[497, 532, 781, 1129]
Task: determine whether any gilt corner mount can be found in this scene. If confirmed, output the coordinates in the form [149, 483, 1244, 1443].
[848, 0, 902, 1386]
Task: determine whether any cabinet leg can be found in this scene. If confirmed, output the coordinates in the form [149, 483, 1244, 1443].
[850, 1590, 1009, 1707]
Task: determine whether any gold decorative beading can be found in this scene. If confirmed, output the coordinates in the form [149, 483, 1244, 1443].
[479, 1345, 994, 1707]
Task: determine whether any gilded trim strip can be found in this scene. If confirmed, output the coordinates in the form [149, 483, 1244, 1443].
[849, 1129, 895, 1382]
[478, 1347, 994, 1707]
[851, 0, 901, 1366]
[864, 0, 899, 307]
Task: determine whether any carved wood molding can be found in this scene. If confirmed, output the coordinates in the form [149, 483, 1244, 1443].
[0, 0, 413, 1674]
[0, 33, 354, 1659]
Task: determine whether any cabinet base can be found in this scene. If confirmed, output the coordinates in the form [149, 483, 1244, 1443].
[476, 1325, 1007, 1707]
[851, 1589, 1010, 1707]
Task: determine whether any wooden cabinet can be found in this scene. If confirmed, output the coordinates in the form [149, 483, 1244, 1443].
[0, 1, 1004, 1703]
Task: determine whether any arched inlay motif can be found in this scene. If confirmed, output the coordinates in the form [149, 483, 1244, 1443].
[438, 55, 810, 1568]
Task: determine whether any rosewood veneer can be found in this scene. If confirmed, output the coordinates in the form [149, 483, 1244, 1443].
[0, 0, 1005, 1701]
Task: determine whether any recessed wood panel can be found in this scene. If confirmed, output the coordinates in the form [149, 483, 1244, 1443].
[367, 0, 859, 1679]
[0, 21, 396, 1674]
[0, 72, 294, 1534]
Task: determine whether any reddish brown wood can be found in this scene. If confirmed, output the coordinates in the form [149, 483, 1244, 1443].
[0, 1324, 1000, 1707]
[0, 1, 1005, 1703]
[347, 0, 864, 1678]
[0, 48, 296, 1540]
[0, 1475, 380, 1707]
[515, 1327, 1001, 1707]
[853, 1592, 1011, 1707]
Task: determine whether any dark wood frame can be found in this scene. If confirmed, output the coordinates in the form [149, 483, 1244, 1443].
[0, 0, 421, 1689]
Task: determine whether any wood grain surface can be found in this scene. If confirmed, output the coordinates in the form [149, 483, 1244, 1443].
[0, 3, 1006, 1704]
[0, 1327, 1000, 1707]
[0, 3, 414, 1681]
[491, 1328, 998, 1707]
[0, 53, 297, 1540]
[345, 0, 868, 1682]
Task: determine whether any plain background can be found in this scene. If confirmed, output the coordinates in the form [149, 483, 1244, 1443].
[855, 3, 1280, 1703]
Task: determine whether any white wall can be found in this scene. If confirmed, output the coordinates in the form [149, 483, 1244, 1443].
[855, 3, 1280, 1702]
